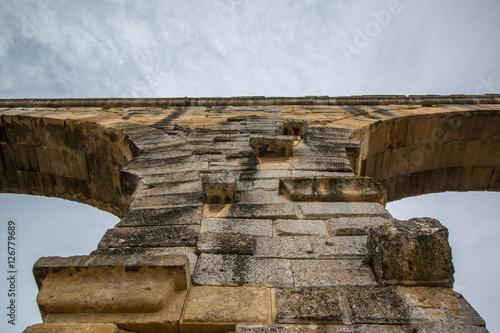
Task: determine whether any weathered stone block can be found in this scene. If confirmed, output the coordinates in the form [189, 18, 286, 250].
[311, 236, 367, 259]
[202, 172, 236, 204]
[275, 287, 342, 324]
[279, 177, 386, 204]
[367, 218, 454, 288]
[342, 286, 410, 325]
[298, 202, 390, 219]
[197, 232, 255, 255]
[34, 254, 189, 333]
[330, 217, 395, 236]
[118, 206, 202, 226]
[397, 286, 486, 327]
[291, 259, 377, 287]
[283, 119, 308, 137]
[200, 218, 273, 237]
[203, 203, 297, 219]
[254, 237, 314, 258]
[180, 286, 272, 332]
[249, 135, 294, 157]
[23, 323, 121, 333]
[193, 254, 293, 287]
[98, 225, 198, 248]
[274, 219, 329, 237]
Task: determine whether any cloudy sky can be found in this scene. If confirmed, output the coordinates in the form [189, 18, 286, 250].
[0, 0, 499, 331]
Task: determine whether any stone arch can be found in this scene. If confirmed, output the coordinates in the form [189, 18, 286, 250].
[0, 113, 136, 217]
[350, 109, 500, 201]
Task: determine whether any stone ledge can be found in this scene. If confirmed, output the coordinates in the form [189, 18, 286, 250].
[34, 254, 191, 333]
[1, 94, 499, 108]
[23, 323, 122, 333]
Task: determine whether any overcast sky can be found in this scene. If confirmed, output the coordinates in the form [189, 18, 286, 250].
[1, 0, 499, 332]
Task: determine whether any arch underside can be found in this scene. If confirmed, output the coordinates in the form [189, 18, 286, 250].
[0, 113, 135, 217]
[353, 110, 500, 201]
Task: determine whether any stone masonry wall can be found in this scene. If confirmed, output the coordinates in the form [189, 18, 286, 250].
[0, 95, 498, 332]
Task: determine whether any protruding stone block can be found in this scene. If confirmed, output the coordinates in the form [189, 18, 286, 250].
[279, 177, 387, 205]
[367, 218, 454, 288]
[283, 119, 308, 137]
[23, 323, 120, 333]
[202, 172, 236, 204]
[33, 254, 190, 332]
[249, 135, 294, 157]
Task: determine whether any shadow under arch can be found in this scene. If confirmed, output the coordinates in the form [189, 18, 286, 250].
[0, 113, 136, 217]
[350, 109, 500, 201]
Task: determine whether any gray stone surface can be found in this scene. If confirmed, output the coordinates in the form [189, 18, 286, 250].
[291, 259, 377, 287]
[250, 135, 294, 157]
[397, 286, 486, 327]
[200, 218, 273, 237]
[311, 236, 367, 259]
[342, 286, 410, 325]
[92, 246, 198, 275]
[203, 203, 297, 219]
[193, 254, 293, 287]
[283, 119, 308, 137]
[118, 205, 202, 226]
[236, 324, 413, 332]
[201, 172, 237, 204]
[367, 218, 454, 288]
[254, 237, 314, 258]
[275, 287, 342, 324]
[330, 217, 395, 236]
[274, 219, 329, 237]
[197, 232, 255, 255]
[279, 177, 386, 204]
[98, 225, 198, 248]
[298, 202, 391, 219]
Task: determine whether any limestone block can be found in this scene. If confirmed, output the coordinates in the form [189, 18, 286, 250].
[118, 206, 202, 226]
[193, 254, 293, 287]
[283, 119, 308, 137]
[311, 236, 367, 259]
[279, 177, 386, 204]
[291, 259, 377, 287]
[98, 225, 198, 248]
[23, 323, 121, 333]
[342, 286, 410, 325]
[197, 232, 255, 255]
[275, 287, 342, 324]
[298, 202, 391, 219]
[200, 218, 273, 237]
[254, 237, 314, 258]
[249, 135, 294, 157]
[235, 325, 411, 332]
[367, 218, 454, 288]
[180, 286, 272, 332]
[330, 217, 395, 236]
[202, 172, 237, 204]
[274, 219, 329, 237]
[34, 254, 190, 333]
[397, 286, 486, 327]
[292, 159, 352, 172]
[203, 203, 297, 219]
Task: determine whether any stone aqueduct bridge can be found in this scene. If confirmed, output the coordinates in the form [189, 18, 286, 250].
[0, 95, 499, 332]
